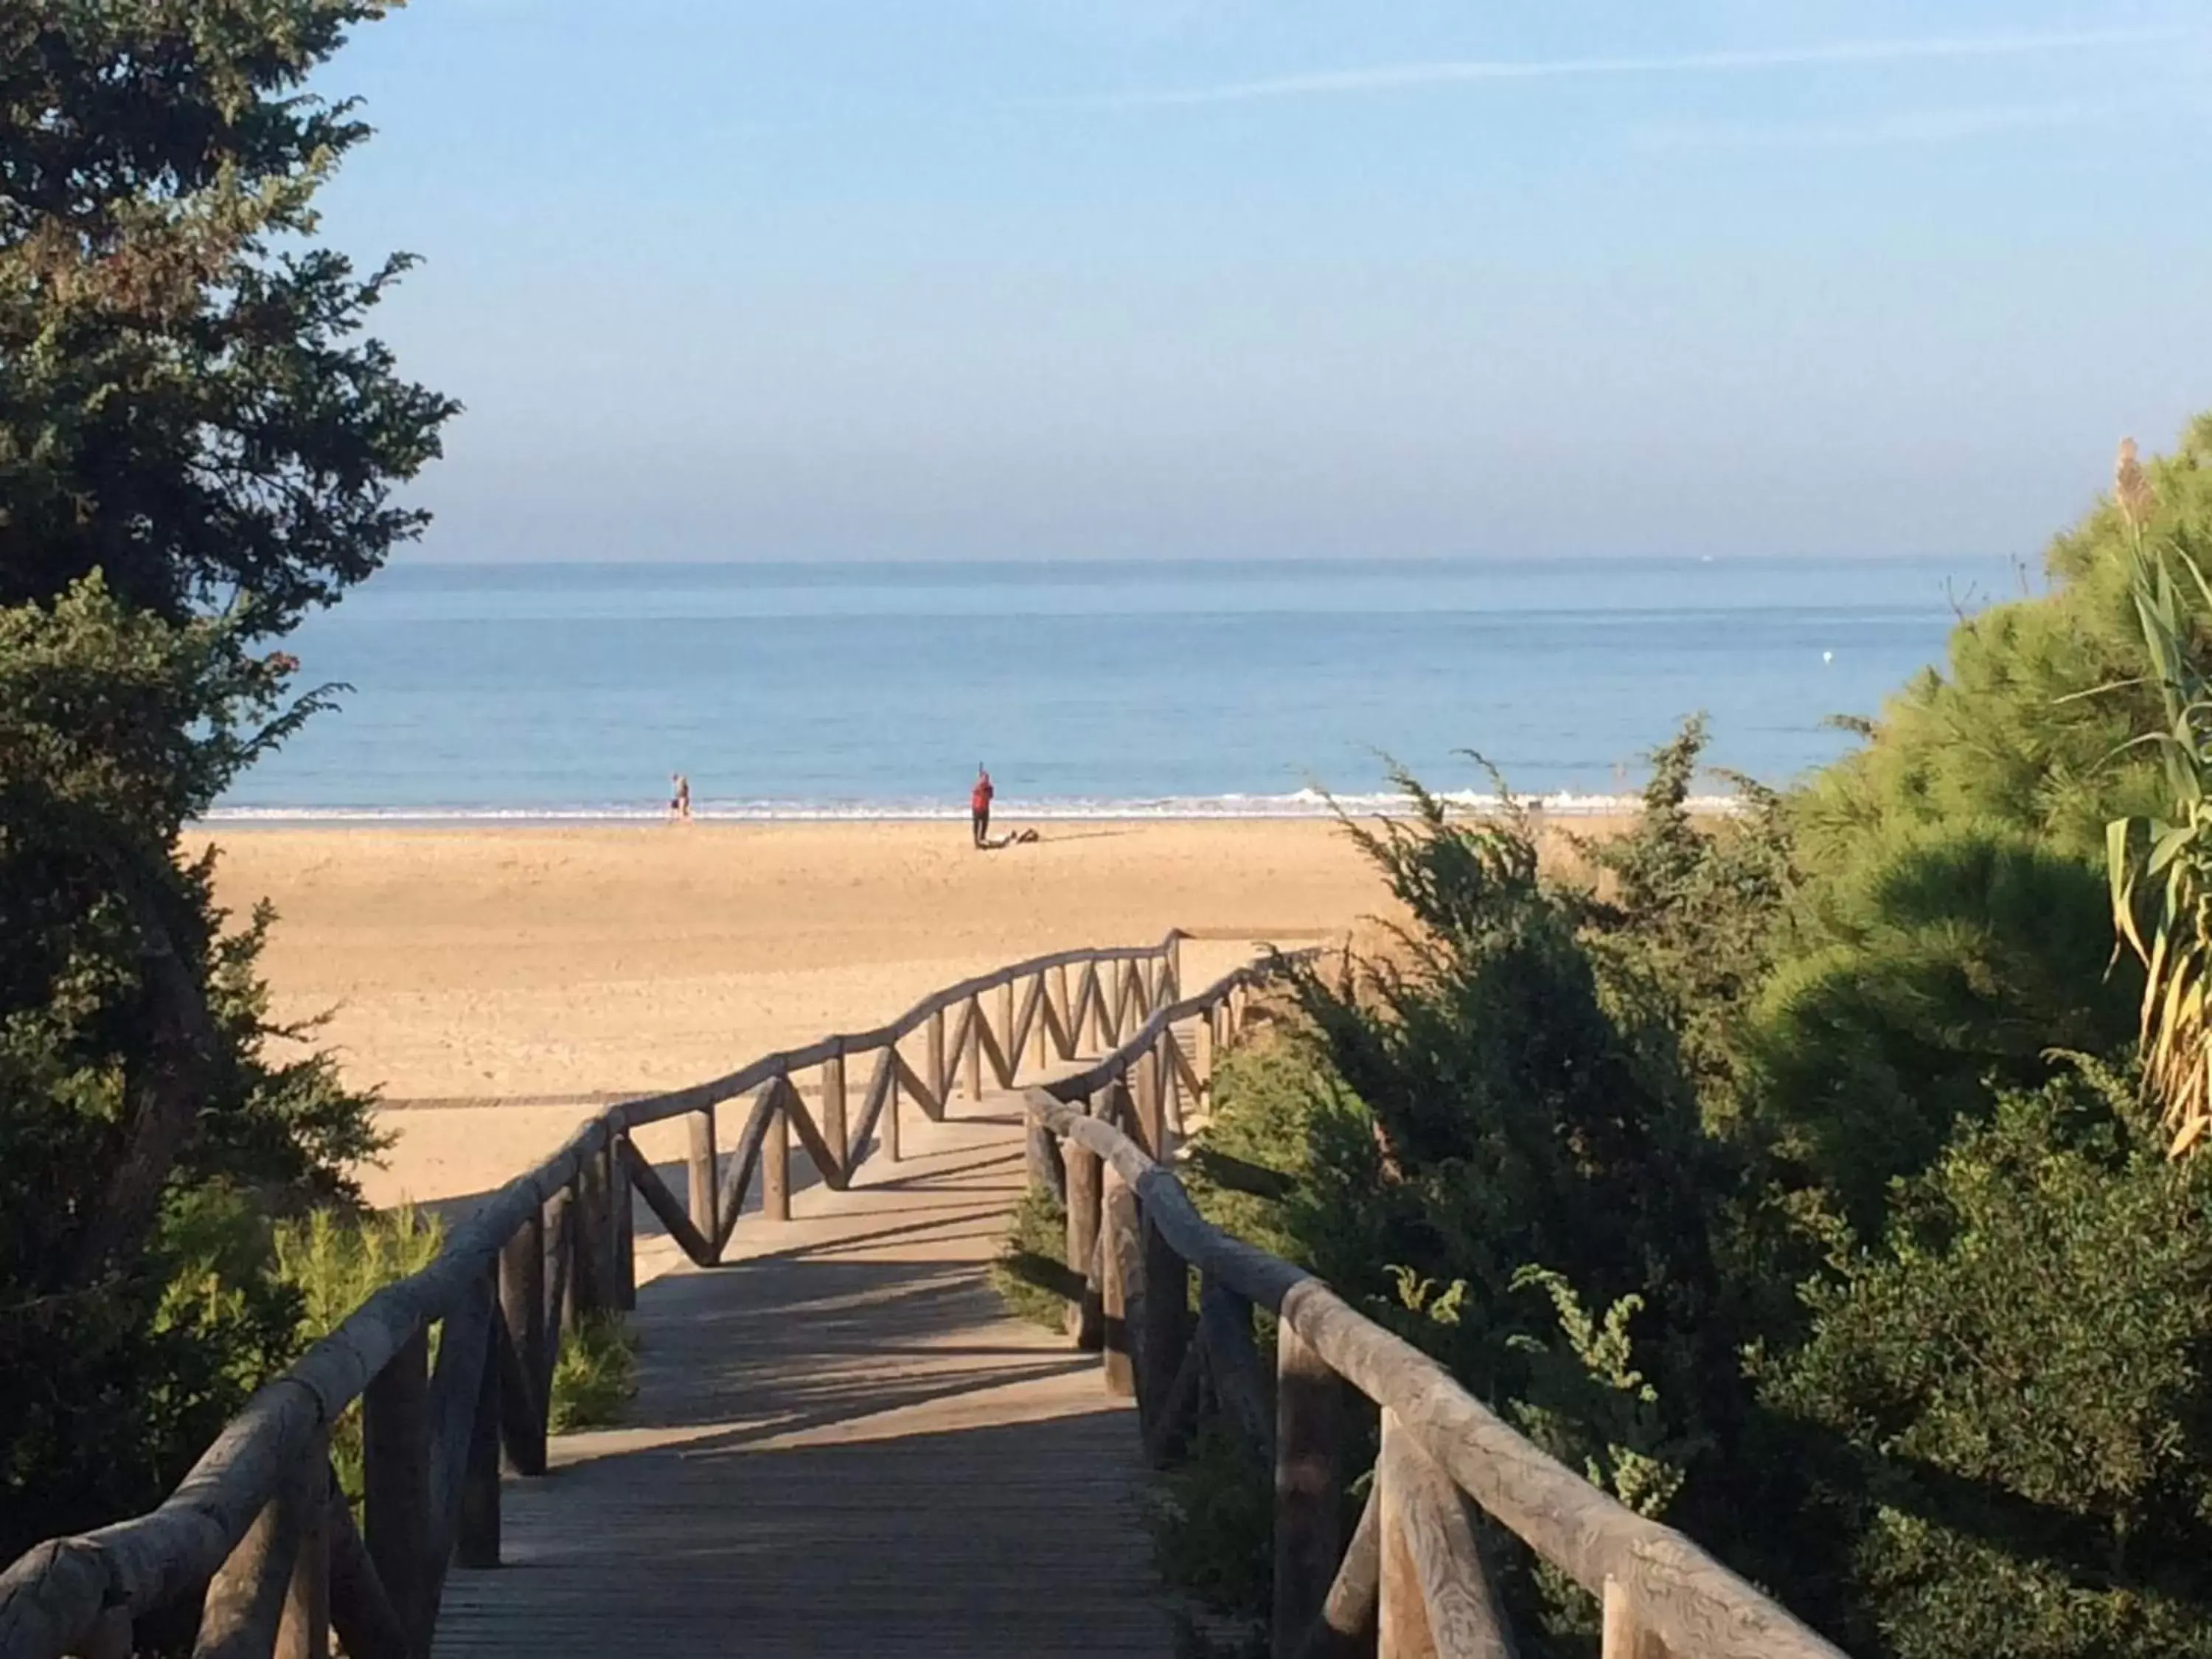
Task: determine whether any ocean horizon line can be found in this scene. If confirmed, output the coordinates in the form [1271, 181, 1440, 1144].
[198, 789, 1743, 827]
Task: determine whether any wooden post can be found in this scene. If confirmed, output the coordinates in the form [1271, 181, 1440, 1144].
[362, 1325, 432, 1653]
[546, 1189, 577, 1381]
[1135, 1044, 1165, 1159]
[1138, 1206, 1189, 1445]
[1275, 1318, 1345, 1659]
[928, 1009, 947, 1105]
[197, 1442, 323, 1659]
[1064, 1132, 1104, 1351]
[1378, 1411, 1435, 1659]
[327, 1476, 410, 1659]
[964, 996, 984, 1101]
[821, 1051, 847, 1179]
[687, 1105, 718, 1251]
[1165, 1031, 1189, 1137]
[457, 1273, 503, 1569]
[568, 1165, 603, 1321]
[1377, 1411, 1521, 1659]
[1601, 1579, 1662, 1659]
[1199, 1281, 1272, 1455]
[998, 979, 1015, 1082]
[279, 1438, 331, 1659]
[1032, 973, 1051, 1067]
[1026, 1116, 1065, 1206]
[608, 1131, 635, 1310]
[1305, 1491, 1382, 1659]
[1166, 931, 1183, 1000]
[1099, 1164, 1139, 1398]
[498, 1209, 546, 1476]
[763, 1094, 791, 1222]
[1109, 1074, 1137, 1144]
[1054, 962, 1074, 1055]
[883, 1052, 902, 1161]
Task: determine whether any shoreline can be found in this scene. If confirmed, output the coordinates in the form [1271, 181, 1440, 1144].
[196, 791, 1712, 828]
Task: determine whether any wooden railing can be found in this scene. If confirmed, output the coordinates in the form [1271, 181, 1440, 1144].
[0, 931, 1253, 1659]
[1023, 998, 1855, 1659]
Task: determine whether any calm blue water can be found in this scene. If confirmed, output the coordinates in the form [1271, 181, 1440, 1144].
[216, 557, 2023, 818]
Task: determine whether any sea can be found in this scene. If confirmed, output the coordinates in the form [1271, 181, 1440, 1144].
[211, 556, 2028, 822]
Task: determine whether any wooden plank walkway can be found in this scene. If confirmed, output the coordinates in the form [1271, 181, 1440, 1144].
[434, 1093, 1169, 1658]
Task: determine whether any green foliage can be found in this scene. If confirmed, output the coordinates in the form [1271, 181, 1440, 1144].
[1574, 714, 1795, 1113]
[1505, 1269, 1695, 1523]
[1131, 420, 2212, 1658]
[1745, 819, 2135, 1236]
[0, 580, 383, 1554]
[1178, 1038, 1326, 1266]
[1767, 1062, 2212, 1658]
[268, 1205, 635, 1497]
[2098, 446, 2212, 1153]
[1284, 780, 1739, 1450]
[1146, 1425, 1275, 1656]
[272, 1205, 442, 1501]
[0, 0, 460, 629]
[0, 0, 445, 1557]
[1251, 775, 1795, 1652]
[1790, 417, 2212, 873]
[276, 1203, 444, 1346]
[550, 1312, 638, 1433]
[1756, 417, 2212, 1222]
[0, 1178, 301, 1556]
[989, 1183, 1070, 1332]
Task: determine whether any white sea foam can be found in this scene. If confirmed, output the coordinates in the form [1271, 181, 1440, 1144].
[198, 790, 1744, 827]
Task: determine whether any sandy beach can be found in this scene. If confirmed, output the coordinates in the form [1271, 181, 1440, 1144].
[201, 815, 1628, 1209]
[198, 820, 1386, 1207]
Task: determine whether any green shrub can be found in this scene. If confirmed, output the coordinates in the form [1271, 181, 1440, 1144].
[1747, 418, 2212, 1232]
[1146, 1425, 1275, 1655]
[1766, 1062, 2212, 1659]
[990, 1183, 1071, 1332]
[274, 1203, 639, 1489]
[0, 0, 451, 1557]
[273, 1206, 445, 1502]
[549, 1311, 639, 1432]
[276, 1206, 445, 1340]
[1179, 1037, 1325, 1265]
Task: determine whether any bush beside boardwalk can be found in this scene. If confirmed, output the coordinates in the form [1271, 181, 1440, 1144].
[1004, 417, 2212, 1659]
[276, 1206, 637, 1508]
[0, 1, 456, 1562]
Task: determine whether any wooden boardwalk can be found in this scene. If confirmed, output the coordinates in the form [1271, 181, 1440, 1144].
[433, 1093, 1169, 1659]
[0, 942, 1851, 1659]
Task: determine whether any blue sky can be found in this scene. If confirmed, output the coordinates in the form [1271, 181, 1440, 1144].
[317, 1, 2212, 563]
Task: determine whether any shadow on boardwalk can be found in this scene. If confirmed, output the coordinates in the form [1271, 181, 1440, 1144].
[434, 1104, 1169, 1659]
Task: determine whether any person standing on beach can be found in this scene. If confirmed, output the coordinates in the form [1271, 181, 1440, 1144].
[669, 772, 691, 822]
[970, 764, 994, 848]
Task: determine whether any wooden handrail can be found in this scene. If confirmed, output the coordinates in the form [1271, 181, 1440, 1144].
[1026, 1023, 1854, 1659]
[0, 929, 1225, 1659]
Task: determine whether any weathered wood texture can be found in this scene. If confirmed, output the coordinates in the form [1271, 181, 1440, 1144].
[435, 1099, 1166, 1659]
[4, 936, 1373, 1659]
[1273, 1321, 1344, 1659]
[1301, 1490, 1380, 1659]
[1098, 1166, 1139, 1399]
[1380, 1410, 1519, 1659]
[1025, 1071, 1851, 1659]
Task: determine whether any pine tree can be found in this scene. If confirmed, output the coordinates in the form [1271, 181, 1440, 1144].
[0, 1, 453, 1553]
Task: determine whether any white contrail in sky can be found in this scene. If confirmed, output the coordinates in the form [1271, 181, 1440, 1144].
[1103, 27, 2194, 108]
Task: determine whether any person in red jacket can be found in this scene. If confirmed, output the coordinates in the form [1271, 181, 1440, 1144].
[970, 764, 994, 849]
